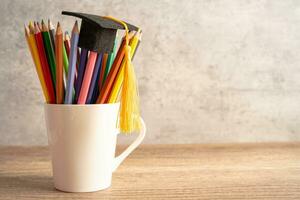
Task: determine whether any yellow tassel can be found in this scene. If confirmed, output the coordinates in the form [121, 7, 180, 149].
[103, 16, 141, 133]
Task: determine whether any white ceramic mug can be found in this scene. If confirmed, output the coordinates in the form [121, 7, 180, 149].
[44, 103, 146, 192]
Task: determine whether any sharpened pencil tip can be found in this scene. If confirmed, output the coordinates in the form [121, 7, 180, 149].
[28, 22, 34, 34]
[36, 21, 42, 31]
[41, 20, 48, 32]
[65, 31, 70, 40]
[34, 22, 40, 33]
[72, 20, 79, 33]
[24, 24, 29, 36]
[56, 22, 61, 31]
[56, 22, 62, 34]
[48, 19, 55, 30]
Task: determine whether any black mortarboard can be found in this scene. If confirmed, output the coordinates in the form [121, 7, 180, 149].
[62, 11, 139, 53]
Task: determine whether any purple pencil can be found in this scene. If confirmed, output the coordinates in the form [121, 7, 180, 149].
[64, 21, 79, 104]
[74, 48, 88, 102]
[86, 53, 103, 104]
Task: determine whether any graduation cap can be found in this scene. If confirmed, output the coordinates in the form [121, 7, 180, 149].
[62, 11, 139, 53]
[62, 11, 142, 133]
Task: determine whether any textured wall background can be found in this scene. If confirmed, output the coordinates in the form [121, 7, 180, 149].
[0, 0, 300, 145]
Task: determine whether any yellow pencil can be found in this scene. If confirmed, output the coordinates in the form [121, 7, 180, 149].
[25, 24, 50, 102]
[107, 30, 141, 103]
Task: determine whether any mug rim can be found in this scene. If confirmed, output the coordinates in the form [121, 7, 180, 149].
[44, 102, 120, 107]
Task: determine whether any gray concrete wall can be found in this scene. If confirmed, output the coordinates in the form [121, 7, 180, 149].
[0, 0, 299, 145]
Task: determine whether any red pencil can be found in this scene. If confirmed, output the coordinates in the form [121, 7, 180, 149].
[77, 51, 98, 104]
[64, 31, 70, 58]
[34, 23, 55, 103]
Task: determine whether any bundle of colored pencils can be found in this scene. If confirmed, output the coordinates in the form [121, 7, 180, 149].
[24, 20, 142, 105]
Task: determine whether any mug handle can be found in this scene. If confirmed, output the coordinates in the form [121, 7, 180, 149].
[112, 117, 146, 172]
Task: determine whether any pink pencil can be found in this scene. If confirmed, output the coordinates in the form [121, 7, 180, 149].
[77, 51, 98, 104]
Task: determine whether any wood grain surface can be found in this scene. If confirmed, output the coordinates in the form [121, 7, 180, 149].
[0, 143, 299, 199]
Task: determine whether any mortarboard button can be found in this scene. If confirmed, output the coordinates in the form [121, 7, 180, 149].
[62, 11, 139, 53]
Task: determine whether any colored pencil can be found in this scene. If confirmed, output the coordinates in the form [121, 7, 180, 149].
[108, 30, 141, 103]
[64, 32, 77, 86]
[76, 48, 81, 72]
[96, 31, 135, 104]
[37, 21, 42, 31]
[63, 41, 76, 98]
[98, 53, 108, 90]
[64, 31, 70, 57]
[41, 20, 56, 85]
[62, 41, 69, 92]
[86, 54, 102, 104]
[25, 24, 49, 102]
[74, 48, 88, 101]
[65, 32, 80, 74]
[62, 42, 69, 74]
[131, 36, 141, 61]
[55, 22, 64, 104]
[65, 21, 79, 104]
[34, 23, 56, 103]
[91, 72, 101, 103]
[104, 38, 117, 82]
[77, 51, 98, 104]
[48, 19, 55, 53]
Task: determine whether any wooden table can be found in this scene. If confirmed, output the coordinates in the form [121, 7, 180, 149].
[0, 143, 299, 199]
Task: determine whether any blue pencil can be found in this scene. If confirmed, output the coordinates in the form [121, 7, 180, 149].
[74, 48, 88, 102]
[91, 75, 100, 103]
[64, 21, 79, 104]
[86, 53, 103, 104]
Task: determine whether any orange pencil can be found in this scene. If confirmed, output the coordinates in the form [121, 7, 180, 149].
[55, 22, 64, 103]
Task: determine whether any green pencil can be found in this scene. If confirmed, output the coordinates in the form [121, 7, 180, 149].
[63, 42, 69, 74]
[104, 37, 117, 81]
[41, 20, 56, 85]
[48, 19, 56, 54]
